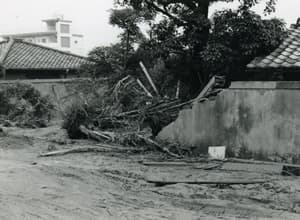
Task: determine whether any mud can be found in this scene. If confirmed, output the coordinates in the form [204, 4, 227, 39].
[0, 126, 300, 219]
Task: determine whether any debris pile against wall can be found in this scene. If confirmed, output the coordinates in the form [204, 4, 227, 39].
[61, 74, 226, 158]
[0, 83, 54, 128]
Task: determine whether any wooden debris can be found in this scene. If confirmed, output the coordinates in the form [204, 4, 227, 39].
[39, 145, 142, 157]
[136, 135, 181, 158]
[193, 163, 223, 170]
[194, 76, 216, 103]
[142, 161, 223, 170]
[142, 161, 192, 166]
[147, 179, 269, 187]
[136, 78, 153, 98]
[79, 126, 114, 142]
[139, 61, 160, 97]
[228, 158, 300, 168]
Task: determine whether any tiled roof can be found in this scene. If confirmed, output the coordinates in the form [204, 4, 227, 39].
[247, 27, 300, 69]
[0, 31, 56, 38]
[0, 39, 92, 70]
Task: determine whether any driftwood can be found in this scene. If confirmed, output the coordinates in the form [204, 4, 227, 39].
[39, 145, 142, 157]
[147, 179, 269, 187]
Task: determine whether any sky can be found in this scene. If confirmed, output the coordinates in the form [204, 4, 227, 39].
[0, 0, 298, 55]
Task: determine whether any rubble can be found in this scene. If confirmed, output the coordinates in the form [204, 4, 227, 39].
[61, 74, 227, 158]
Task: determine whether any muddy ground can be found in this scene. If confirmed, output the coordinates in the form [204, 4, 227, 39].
[0, 126, 300, 220]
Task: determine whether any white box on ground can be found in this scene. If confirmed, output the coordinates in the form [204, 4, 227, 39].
[208, 146, 226, 160]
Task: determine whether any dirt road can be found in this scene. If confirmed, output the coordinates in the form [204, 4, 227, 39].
[1, 126, 300, 219]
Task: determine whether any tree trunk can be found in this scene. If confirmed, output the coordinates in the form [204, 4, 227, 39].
[124, 30, 130, 70]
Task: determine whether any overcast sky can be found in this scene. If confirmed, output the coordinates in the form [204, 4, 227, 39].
[0, 0, 298, 55]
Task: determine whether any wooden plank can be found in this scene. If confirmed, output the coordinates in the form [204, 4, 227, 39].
[147, 179, 269, 187]
[142, 161, 192, 166]
[228, 158, 300, 168]
[39, 146, 142, 157]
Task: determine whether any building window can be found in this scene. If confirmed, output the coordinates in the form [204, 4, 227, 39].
[61, 37, 71, 48]
[42, 38, 47, 43]
[74, 40, 78, 44]
[60, 24, 70, 33]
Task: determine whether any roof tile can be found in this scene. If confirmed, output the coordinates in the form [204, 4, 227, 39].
[0, 39, 92, 70]
[247, 27, 300, 69]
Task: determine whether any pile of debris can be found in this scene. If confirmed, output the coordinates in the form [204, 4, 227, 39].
[63, 62, 226, 157]
[0, 83, 54, 128]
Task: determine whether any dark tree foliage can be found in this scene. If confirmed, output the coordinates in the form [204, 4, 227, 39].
[84, 44, 125, 78]
[202, 10, 287, 80]
[113, 0, 284, 97]
[109, 8, 153, 68]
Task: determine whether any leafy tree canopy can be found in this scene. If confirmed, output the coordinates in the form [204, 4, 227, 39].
[84, 0, 285, 98]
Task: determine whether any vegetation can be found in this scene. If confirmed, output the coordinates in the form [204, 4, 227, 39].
[0, 83, 54, 128]
[85, 0, 286, 99]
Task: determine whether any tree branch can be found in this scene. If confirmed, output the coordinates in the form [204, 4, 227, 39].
[144, 0, 187, 26]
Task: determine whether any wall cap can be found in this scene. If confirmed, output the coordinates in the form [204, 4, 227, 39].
[230, 81, 300, 90]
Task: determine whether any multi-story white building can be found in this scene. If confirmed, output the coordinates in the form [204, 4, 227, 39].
[0, 15, 84, 56]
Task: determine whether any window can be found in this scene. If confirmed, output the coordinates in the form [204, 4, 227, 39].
[61, 37, 71, 48]
[41, 38, 47, 43]
[74, 40, 78, 44]
[60, 24, 70, 33]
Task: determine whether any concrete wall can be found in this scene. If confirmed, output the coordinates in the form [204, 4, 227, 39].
[0, 78, 107, 115]
[158, 81, 300, 162]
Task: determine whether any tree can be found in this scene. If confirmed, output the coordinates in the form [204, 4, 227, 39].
[84, 44, 124, 78]
[109, 8, 153, 68]
[201, 10, 287, 80]
[114, 0, 284, 97]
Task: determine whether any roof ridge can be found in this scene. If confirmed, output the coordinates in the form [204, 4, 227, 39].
[14, 39, 88, 60]
[0, 31, 57, 37]
[0, 38, 15, 66]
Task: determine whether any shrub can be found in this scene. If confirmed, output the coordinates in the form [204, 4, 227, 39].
[0, 83, 54, 128]
[62, 103, 90, 139]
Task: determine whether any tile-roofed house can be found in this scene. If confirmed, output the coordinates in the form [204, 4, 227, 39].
[0, 38, 92, 80]
[246, 19, 300, 81]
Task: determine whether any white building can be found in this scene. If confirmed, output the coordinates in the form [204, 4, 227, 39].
[0, 15, 85, 56]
